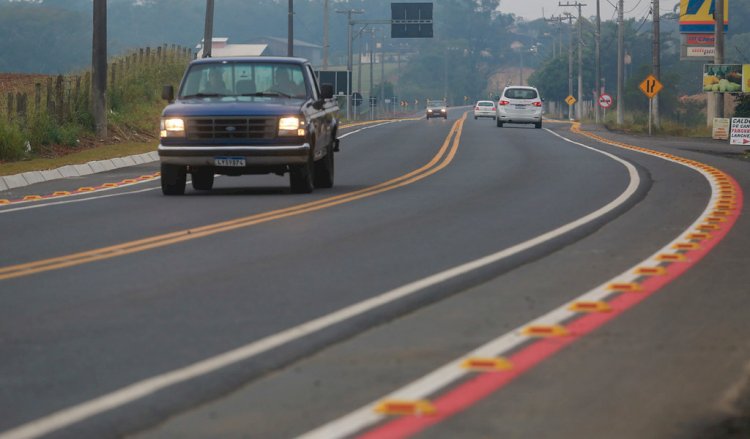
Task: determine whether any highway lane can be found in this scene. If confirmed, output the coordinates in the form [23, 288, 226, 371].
[1, 110, 746, 438]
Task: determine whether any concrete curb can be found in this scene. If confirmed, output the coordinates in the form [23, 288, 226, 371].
[0, 151, 159, 191]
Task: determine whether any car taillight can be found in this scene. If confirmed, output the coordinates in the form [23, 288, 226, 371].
[491, 107, 495, 110]
[532, 101, 542, 107]
[499, 100, 510, 106]
[475, 106, 480, 110]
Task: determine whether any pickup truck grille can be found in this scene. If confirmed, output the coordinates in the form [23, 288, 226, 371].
[185, 117, 276, 140]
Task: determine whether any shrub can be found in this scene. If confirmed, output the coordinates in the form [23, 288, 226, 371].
[0, 120, 26, 161]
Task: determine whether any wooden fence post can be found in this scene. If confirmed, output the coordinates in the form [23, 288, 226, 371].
[139, 48, 144, 65]
[157, 46, 162, 61]
[16, 92, 27, 127]
[35, 83, 42, 117]
[6, 93, 13, 122]
[55, 75, 64, 123]
[46, 77, 54, 115]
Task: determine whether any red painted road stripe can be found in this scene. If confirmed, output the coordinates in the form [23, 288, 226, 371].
[357, 175, 743, 437]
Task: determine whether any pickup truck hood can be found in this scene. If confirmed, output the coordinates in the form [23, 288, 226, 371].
[162, 98, 306, 118]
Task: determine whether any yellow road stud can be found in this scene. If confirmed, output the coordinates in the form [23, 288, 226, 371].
[461, 357, 513, 371]
[523, 325, 569, 337]
[568, 301, 612, 313]
[374, 400, 437, 416]
[635, 266, 667, 276]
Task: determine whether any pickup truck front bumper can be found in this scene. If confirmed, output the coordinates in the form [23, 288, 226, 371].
[158, 143, 310, 166]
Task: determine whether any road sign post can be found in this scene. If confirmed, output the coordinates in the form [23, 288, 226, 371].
[598, 93, 612, 121]
[565, 95, 577, 120]
[639, 74, 663, 136]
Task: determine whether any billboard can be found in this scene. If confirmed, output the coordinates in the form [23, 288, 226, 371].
[680, 0, 729, 33]
[703, 64, 742, 93]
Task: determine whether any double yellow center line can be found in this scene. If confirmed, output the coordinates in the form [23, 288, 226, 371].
[0, 113, 466, 282]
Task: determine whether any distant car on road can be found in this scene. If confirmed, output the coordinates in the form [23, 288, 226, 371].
[496, 86, 543, 129]
[473, 100, 496, 120]
[425, 99, 447, 119]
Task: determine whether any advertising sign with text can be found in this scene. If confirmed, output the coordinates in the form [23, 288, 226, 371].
[680, 0, 728, 33]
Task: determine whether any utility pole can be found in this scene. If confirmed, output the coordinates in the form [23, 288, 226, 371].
[369, 29, 375, 119]
[546, 15, 565, 117]
[92, 0, 107, 139]
[379, 36, 385, 117]
[564, 12, 574, 120]
[335, 9, 363, 120]
[617, 0, 624, 125]
[202, 0, 214, 58]
[560, 2, 586, 121]
[595, 0, 601, 123]
[714, 0, 725, 119]
[323, 0, 329, 68]
[288, 0, 294, 56]
[652, 0, 660, 128]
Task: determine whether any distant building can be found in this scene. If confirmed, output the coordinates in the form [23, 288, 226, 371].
[249, 37, 323, 66]
[195, 37, 268, 58]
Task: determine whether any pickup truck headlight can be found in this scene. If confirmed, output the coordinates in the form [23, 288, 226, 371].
[160, 118, 185, 138]
[278, 116, 305, 137]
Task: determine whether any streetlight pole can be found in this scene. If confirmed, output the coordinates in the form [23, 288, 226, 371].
[561, 2, 586, 120]
[652, 0, 660, 128]
[595, 0, 601, 123]
[617, 0, 624, 125]
[322, 0, 329, 68]
[202, 0, 214, 58]
[714, 0, 725, 120]
[92, 0, 107, 139]
[335, 9, 363, 120]
[287, 0, 293, 56]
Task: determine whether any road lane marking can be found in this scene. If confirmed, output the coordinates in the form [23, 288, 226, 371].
[0, 114, 466, 439]
[4, 114, 640, 439]
[0, 119, 418, 210]
[300, 124, 742, 439]
[0, 118, 460, 281]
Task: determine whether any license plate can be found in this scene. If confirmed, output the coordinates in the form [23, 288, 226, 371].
[515, 105, 527, 109]
[214, 157, 246, 167]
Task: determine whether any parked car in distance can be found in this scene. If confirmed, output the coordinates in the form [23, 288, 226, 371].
[157, 57, 339, 195]
[425, 99, 447, 119]
[496, 86, 543, 129]
[473, 100, 496, 120]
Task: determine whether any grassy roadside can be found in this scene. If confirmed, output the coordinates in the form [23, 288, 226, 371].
[0, 140, 156, 176]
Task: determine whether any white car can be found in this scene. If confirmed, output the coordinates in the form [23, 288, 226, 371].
[473, 101, 496, 119]
[496, 86, 543, 129]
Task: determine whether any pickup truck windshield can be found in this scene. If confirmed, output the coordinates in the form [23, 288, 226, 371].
[180, 62, 308, 99]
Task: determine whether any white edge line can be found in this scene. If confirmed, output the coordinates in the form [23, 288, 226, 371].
[0, 123, 640, 439]
[296, 127, 720, 439]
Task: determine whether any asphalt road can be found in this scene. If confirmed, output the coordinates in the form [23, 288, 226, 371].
[1, 109, 749, 439]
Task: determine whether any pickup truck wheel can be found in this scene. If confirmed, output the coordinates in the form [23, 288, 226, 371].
[313, 141, 335, 188]
[191, 168, 214, 190]
[290, 152, 315, 194]
[161, 163, 186, 195]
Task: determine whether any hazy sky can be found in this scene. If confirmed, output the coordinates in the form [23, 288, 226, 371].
[498, 0, 668, 22]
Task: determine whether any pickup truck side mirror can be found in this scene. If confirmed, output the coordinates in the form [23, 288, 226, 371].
[162, 85, 175, 102]
[320, 84, 334, 100]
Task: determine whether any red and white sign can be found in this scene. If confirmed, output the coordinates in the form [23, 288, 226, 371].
[730, 118, 750, 145]
[598, 93, 613, 109]
[687, 46, 715, 57]
[686, 34, 715, 45]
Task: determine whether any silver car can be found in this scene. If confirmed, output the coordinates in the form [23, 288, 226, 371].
[473, 100, 497, 120]
[425, 99, 447, 119]
[496, 86, 543, 129]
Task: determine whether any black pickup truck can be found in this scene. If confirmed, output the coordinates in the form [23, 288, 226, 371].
[158, 57, 339, 195]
